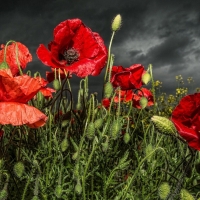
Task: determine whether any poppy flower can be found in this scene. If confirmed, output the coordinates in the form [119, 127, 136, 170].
[114, 90, 133, 103]
[171, 93, 200, 151]
[132, 88, 154, 109]
[0, 69, 47, 128]
[111, 64, 146, 90]
[35, 77, 56, 99]
[102, 98, 111, 109]
[46, 68, 72, 83]
[0, 42, 32, 76]
[37, 18, 107, 78]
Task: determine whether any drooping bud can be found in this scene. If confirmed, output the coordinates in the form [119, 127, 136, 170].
[0, 189, 8, 200]
[112, 14, 122, 32]
[142, 72, 151, 85]
[86, 122, 96, 140]
[72, 152, 79, 160]
[104, 82, 113, 98]
[180, 189, 195, 200]
[158, 182, 171, 200]
[75, 179, 82, 195]
[151, 116, 177, 135]
[13, 161, 25, 178]
[60, 138, 69, 152]
[53, 79, 61, 90]
[55, 185, 63, 198]
[94, 118, 103, 129]
[139, 97, 148, 109]
[123, 132, 130, 144]
[111, 120, 121, 140]
[31, 196, 40, 200]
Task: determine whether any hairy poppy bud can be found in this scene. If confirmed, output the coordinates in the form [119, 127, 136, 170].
[75, 179, 82, 195]
[0, 189, 8, 200]
[60, 138, 69, 152]
[104, 82, 113, 98]
[180, 189, 195, 200]
[13, 161, 25, 178]
[123, 132, 130, 144]
[94, 118, 103, 129]
[72, 152, 79, 160]
[86, 122, 96, 140]
[111, 120, 121, 140]
[139, 97, 148, 109]
[112, 14, 122, 32]
[0, 62, 9, 70]
[55, 185, 63, 198]
[53, 79, 61, 90]
[142, 72, 151, 85]
[158, 182, 171, 200]
[151, 116, 177, 135]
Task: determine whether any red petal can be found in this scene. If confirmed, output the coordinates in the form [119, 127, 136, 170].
[0, 102, 47, 128]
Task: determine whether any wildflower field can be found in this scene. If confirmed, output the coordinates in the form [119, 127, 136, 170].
[0, 14, 200, 200]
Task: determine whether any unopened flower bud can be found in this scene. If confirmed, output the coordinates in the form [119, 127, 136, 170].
[0, 189, 8, 200]
[123, 132, 130, 144]
[55, 185, 63, 198]
[142, 72, 151, 85]
[111, 120, 121, 140]
[180, 189, 195, 200]
[13, 161, 25, 178]
[86, 122, 95, 140]
[104, 82, 113, 98]
[72, 152, 79, 160]
[158, 182, 171, 200]
[139, 97, 148, 109]
[53, 79, 61, 90]
[75, 179, 82, 195]
[32, 196, 39, 200]
[151, 116, 177, 135]
[60, 138, 69, 152]
[112, 14, 122, 32]
[94, 118, 103, 129]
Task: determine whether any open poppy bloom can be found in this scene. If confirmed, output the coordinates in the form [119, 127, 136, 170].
[114, 90, 133, 103]
[0, 69, 47, 128]
[171, 93, 200, 151]
[111, 64, 146, 90]
[37, 18, 107, 78]
[132, 88, 154, 109]
[0, 42, 32, 76]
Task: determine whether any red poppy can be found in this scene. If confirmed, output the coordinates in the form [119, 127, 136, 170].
[0, 42, 32, 76]
[102, 98, 111, 109]
[37, 18, 107, 78]
[46, 68, 72, 83]
[114, 90, 133, 103]
[35, 77, 55, 99]
[132, 88, 154, 109]
[111, 64, 146, 90]
[171, 93, 200, 151]
[0, 69, 47, 128]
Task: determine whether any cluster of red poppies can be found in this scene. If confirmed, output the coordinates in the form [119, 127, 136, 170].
[0, 18, 199, 151]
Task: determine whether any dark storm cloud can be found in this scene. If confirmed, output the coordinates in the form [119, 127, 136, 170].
[1, 0, 200, 95]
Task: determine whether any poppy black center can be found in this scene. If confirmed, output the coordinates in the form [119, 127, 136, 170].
[63, 48, 79, 64]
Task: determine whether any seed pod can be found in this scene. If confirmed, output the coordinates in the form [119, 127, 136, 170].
[13, 161, 25, 178]
[158, 182, 171, 200]
[151, 116, 177, 135]
[180, 189, 195, 200]
[104, 82, 113, 98]
[111, 14, 122, 32]
[55, 185, 63, 198]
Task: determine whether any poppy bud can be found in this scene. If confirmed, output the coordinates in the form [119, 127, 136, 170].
[151, 116, 177, 135]
[55, 185, 63, 198]
[104, 82, 113, 98]
[86, 122, 96, 140]
[61, 120, 69, 127]
[0, 189, 8, 200]
[158, 182, 171, 200]
[112, 14, 122, 32]
[75, 179, 82, 195]
[139, 97, 148, 109]
[142, 72, 151, 85]
[111, 120, 121, 140]
[53, 79, 61, 90]
[13, 161, 25, 178]
[31, 196, 39, 200]
[60, 138, 69, 152]
[180, 189, 195, 200]
[94, 118, 103, 129]
[76, 102, 82, 110]
[0, 62, 9, 70]
[72, 152, 79, 160]
[123, 132, 130, 144]
[145, 144, 153, 162]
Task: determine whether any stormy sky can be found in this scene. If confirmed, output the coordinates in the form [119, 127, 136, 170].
[1, 0, 200, 98]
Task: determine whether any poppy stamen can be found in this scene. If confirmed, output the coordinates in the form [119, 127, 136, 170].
[63, 48, 79, 64]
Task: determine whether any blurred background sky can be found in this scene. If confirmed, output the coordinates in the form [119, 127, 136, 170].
[1, 0, 200, 98]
